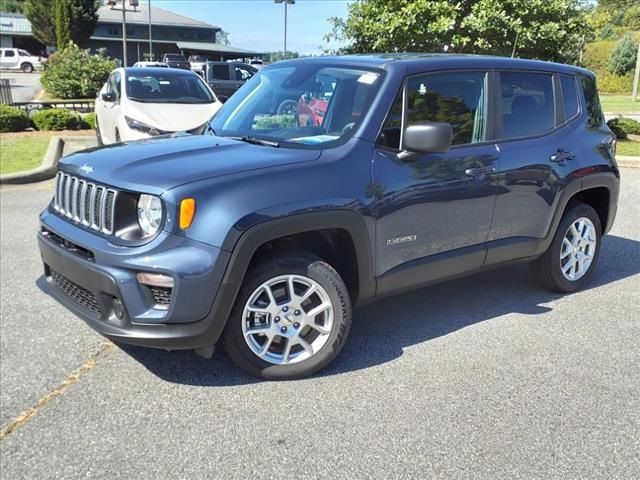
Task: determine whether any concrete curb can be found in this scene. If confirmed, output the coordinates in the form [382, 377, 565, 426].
[617, 156, 640, 169]
[0, 136, 96, 185]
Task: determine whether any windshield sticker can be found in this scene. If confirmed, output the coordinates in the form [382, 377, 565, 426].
[357, 72, 380, 85]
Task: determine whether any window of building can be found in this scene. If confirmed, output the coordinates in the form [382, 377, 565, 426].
[500, 71, 555, 139]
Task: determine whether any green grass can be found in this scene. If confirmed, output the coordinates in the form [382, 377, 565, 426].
[617, 139, 640, 157]
[600, 95, 640, 114]
[0, 135, 50, 175]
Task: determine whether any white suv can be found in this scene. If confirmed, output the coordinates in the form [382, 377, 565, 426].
[0, 48, 43, 73]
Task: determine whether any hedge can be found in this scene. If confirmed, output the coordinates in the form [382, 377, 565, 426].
[83, 112, 96, 130]
[0, 105, 31, 133]
[607, 118, 640, 139]
[32, 109, 82, 131]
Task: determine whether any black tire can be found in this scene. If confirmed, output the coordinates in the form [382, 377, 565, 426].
[222, 253, 352, 380]
[530, 203, 602, 293]
[20, 63, 34, 73]
[277, 99, 297, 116]
[115, 129, 121, 143]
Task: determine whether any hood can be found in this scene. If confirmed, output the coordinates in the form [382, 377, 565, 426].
[126, 101, 221, 132]
[58, 134, 322, 194]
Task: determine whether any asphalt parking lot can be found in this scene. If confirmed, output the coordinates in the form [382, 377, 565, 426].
[1, 170, 639, 479]
[0, 71, 42, 103]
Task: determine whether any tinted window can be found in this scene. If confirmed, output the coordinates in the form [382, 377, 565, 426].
[579, 75, 604, 128]
[18, 50, 32, 56]
[500, 71, 554, 139]
[4, 50, 15, 57]
[379, 71, 488, 149]
[108, 72, 121, 98]
[126, 71, 214, 104]
[560, 75, 579, 120]
[211, 65, 230, 80]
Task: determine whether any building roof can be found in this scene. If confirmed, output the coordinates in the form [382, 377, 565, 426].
[97, 2, 218, 29]
[176, 41, 263, 56]
[0, 12, 32, 36]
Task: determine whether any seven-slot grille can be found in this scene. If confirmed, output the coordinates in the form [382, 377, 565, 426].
[53, 172, 117, 234]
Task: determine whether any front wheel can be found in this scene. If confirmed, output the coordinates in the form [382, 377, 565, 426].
[222, 253, 352, 380]
[530, 203, 602, 292]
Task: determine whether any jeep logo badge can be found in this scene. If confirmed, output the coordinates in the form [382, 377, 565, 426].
[79, 164, 94, 175]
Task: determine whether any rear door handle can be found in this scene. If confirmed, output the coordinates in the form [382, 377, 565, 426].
[550, 149, 575, 164]
[465, 166, 496, 176]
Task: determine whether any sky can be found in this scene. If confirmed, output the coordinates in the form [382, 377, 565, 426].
[154, 0, 352, 55]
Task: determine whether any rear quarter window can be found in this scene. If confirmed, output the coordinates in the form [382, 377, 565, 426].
[579, 75, 605, 128]
[560, 75, 579, 121]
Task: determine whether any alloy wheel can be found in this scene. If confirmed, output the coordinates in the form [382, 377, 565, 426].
[560, 217, 597, 281]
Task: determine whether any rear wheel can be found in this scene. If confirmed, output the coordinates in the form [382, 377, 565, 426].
[115, 129, 121, 143]
[277, 99, 297, 116]
[20, 63, 34, 73]
[530, 203, 601, 292]
[222, 253, 352, 379]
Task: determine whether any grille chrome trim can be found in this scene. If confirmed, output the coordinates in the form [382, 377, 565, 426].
[53, 173, 117, 234]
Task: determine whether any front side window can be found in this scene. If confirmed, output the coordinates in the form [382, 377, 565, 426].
[500, 71, 555, 139]
[211, 65, 231, 81]
[560, 74, 579, 121]
[378, 70, 488, 150]
[210, 64, 383, 148]
[108, 72, 121, 98]
[126, 71, 214, 104]
[18, 50, 32, 57]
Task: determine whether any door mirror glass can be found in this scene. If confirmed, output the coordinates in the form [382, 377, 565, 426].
[101, 92, 116, 102]
[403, 121, 452, 153]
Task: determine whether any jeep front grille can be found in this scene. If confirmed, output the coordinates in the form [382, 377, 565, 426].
[53, 172, 117, 234]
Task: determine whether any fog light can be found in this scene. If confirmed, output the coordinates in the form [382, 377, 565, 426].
[112, 298, 124, 320]
[136, 272, 175, 288]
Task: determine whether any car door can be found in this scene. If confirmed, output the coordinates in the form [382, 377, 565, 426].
[485, 70, 580, 264]
[1, 49, 19, 69]
[207, 63, 236, 100]
[372, 70, 499, 295]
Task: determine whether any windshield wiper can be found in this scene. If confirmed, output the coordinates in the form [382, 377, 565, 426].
[235, 136, 280, 148]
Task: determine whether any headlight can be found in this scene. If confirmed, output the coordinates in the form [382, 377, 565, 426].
[137, 194, 163, 236]
[125, 116, 167, 136]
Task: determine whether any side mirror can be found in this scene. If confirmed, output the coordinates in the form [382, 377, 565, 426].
[101, 92, 116, 103]
[403, 121, 452, 153]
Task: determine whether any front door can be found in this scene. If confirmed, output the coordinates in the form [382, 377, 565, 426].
[372, 70, 498, 294]
[207, 64, 236, 100]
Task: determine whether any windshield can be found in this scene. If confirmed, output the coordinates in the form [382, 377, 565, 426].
[209, 63, 383, 148]
[126, 71, 214, 104]
[165, 54, 185, 61]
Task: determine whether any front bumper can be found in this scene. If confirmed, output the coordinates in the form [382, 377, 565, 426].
[38, 209, 233, 350]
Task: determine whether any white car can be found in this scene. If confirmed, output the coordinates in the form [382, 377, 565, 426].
[95, 67, 222, 145]
[188, 55, 208, 75]
[132, 61, 169, 68]
[0, 48, 43, 73]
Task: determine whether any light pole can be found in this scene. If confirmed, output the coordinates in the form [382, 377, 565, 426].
[274, 0, 295, 60]
[148, 0, 153, 60]
[106, 0, 140, 67]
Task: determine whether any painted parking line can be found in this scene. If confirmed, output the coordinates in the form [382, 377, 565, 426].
[0, 341, 114, 440]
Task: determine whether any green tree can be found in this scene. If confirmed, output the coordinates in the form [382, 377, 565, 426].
[216, 29, 231, 45]
[23, 0, 56, 46]
[0, 0, 23, 13]
[55, 0, 72, 48]
[265, 51, 300, 62]
[326, 0, 592, 63]
[608, 34, 638, 75]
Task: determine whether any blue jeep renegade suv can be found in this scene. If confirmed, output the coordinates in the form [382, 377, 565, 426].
[38, 54, 619, 379]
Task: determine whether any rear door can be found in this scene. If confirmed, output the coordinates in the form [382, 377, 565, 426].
[207, 63, 236, 100]
[372, 70, 499, 293]
[0, 49, 19, 69]
[486, 70, 580, 264]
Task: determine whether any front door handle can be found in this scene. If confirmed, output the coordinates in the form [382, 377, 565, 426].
[465, 166, 496, 176]
[550, 149, 575, 164]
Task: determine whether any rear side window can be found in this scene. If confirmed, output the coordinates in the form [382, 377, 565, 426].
[4, 50, 15, 57]
[560, 75, 579, 121]
[579, 75, 605, 128]
[211, 65, 230, 80]
[500, 71, 554, 139]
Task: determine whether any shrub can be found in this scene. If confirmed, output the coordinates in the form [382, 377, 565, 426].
[608, 34, 638, 76]
[607, 118, 640, 139]
[41, 43, 116, 99]
[32, 108, 81, 131]
[82, 112, 96, 130]
[0, 105, 31, 132]
[624, 6, 640, 30]
[597, 72, 634, 94]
